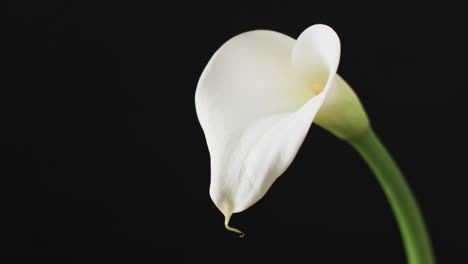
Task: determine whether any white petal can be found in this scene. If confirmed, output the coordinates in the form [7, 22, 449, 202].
[195, 25, 342, 225]
[292, 25, 369, 140]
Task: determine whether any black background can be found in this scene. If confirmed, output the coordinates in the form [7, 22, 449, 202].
[3, 1, 467, 262]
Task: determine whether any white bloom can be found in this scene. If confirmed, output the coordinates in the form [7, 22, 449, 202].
[195, 24, 369, 234]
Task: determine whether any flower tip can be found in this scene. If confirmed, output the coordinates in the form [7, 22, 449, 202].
[224, 213, 245, 238]
[225, 223, 245, 238]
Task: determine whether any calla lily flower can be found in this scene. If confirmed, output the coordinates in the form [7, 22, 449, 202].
[195, 24, 369, 234]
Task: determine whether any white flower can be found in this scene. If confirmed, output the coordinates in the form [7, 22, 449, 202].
[195, 24, 369, 234]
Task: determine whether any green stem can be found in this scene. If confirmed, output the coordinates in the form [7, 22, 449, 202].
[348, 128, 435, 264]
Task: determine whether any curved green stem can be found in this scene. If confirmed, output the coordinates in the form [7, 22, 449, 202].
[348, 128, 435, 264]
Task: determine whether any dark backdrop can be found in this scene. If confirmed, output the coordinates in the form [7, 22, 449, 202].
[3, 1, 466, 262]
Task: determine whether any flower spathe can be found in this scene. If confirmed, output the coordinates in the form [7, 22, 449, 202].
[195, 24, 369, 233]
